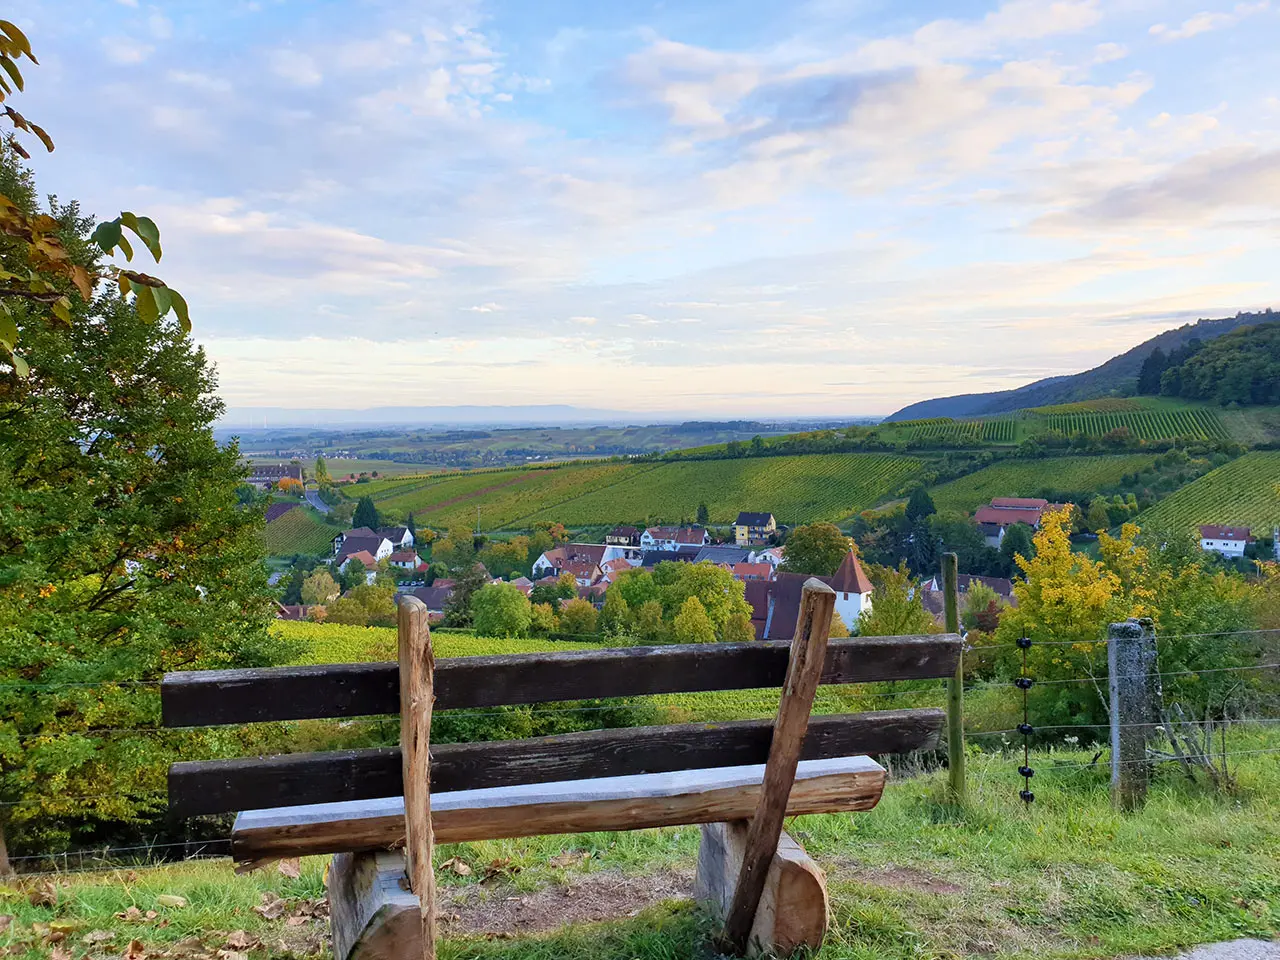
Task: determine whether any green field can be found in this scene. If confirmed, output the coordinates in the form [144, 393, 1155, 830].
[904, 418, 1017, 444]
[263, 506, 339, 556]
[276, 621, 601, 664]
[368, 461, 634, 530]
[929, 455, 1158, 514]
[1136, 451, 1280, 534]
[522, 454, 923, 526]
[1034, 407, 1229, 442]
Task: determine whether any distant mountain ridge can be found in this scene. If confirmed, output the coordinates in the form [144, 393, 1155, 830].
[885, 311, 1276, 421]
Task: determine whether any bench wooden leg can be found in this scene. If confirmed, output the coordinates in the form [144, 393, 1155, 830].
[695, 820, 829, 957]
[330, 850, 421, 960]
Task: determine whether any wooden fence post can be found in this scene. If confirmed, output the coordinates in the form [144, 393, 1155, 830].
[398, 596, 436, 960]
[941, 553, 965, 804]
[1109, 618, 1155, 811]
[722, 578, 836, 955]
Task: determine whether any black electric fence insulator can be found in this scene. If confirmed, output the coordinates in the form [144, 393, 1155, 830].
[1017, 722, 1034, 736]
[1014, 677, 1034, 690]
[1020, 790, 1035, 804]
[1016, 636, 1033, 649]
[1018, 766, 1035, 778]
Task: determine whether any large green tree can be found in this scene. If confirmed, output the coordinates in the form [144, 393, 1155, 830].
[472, 583, 533, 638]
[780, 523, 851, 576]
[353, 495, 380, 530]
[0, 156, 285, 864]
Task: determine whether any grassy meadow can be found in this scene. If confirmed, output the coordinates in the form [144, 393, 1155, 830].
[4, 740, 1277, 960]
[928, 455, 1157, 514]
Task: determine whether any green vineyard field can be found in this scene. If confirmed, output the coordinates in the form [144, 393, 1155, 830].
[1136, 451, 1280, 534]
[929, 455, 1158, 514]
[264, 506, 340, 556]
[369, 461, 633, 530]
[278, 621, 600, 665]
[522, 454, 923, 526]
[907, 419, 1016, 444]
[1034, 408, 1228, 441]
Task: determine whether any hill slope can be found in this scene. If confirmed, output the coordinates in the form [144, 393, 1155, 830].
[886, 311, 1272, 421]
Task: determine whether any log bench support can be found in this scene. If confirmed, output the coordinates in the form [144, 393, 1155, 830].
[695, 821, 828, 956]
[328, 820, 834, 960]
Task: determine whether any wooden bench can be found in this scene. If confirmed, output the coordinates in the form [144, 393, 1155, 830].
[163, 580, 960, 958]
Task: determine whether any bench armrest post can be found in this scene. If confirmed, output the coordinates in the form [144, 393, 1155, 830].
[398, 596, 436, 960]
[723, 578, 835, 954]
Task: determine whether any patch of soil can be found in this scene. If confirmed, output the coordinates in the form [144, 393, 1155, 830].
[440, 869, 693, 935]
[841, 862, 964, 895]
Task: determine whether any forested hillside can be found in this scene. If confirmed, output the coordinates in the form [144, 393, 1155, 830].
[1139, 321, 1280, 406]
[886, 311, 1273, 420]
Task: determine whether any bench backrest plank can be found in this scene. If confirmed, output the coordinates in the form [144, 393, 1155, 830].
[168, 707, 944, 816]
[161, 635, 958, 727]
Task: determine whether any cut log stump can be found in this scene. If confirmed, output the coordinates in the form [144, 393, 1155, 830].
[695, 821, 829, 957]
[330, 850, 420, 960]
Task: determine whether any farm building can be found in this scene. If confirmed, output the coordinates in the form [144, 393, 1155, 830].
[1198, 524, 1254, 558]
[245, 462, 303, 490]
[641, 525, 710, 550]
[974, 497, 1070, 547]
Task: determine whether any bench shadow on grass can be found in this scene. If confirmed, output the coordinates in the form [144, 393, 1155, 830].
[438, 900, 722, 960]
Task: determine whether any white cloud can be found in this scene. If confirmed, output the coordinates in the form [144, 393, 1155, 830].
[1150, 2, 1269, 41]
[149, 11, 173, 40]
[102, 36, 153, 64]
[271, 49, 323, 86]
[1092, 41, 1128, 63]
[464, 303, 504, 312]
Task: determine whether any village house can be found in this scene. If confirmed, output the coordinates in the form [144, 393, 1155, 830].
[403, 584, 453, 620]
[387, 549, 422, 570]
[331, 526, 413, 557]
[246, 462, 303, 490]
[334, 533, 394, 565]
[531, 542, 635, 581]
[734, 511, 777, 546]
[1199, 524, 1254, 558]
[694, 545, 752, 567]
[974, 497, 1069, 548]
[336, 550, 379, 585]
[747, 550, 873, 640]
[732, 561, 774, 582]
[605, 525, 642, 547]
[641, 525, 710, 550]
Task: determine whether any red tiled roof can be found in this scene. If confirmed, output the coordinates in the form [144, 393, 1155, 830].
[344, 550, 377, 569]
[732, 562, 774, 580]
[829, 550, 873, 594]
[1199, 524, 1253, 541]
[991, 497, 1049, 509]
[974, 505, 1045, 527]
[388, 550, 419, 562]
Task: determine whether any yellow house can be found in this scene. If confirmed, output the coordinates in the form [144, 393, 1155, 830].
[735, 511, 777, 546]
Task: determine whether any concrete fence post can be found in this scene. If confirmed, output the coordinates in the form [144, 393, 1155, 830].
[1108, 618, 1156, 811]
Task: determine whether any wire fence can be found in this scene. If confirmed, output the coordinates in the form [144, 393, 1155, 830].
[4, 625, 1279, 876]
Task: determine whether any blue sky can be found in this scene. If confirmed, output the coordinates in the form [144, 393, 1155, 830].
[11, 0, 1280, 415]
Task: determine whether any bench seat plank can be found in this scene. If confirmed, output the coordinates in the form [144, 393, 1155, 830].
[231, 755, 886, 863]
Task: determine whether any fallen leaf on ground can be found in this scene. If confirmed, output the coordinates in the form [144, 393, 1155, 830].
[83, 929, 115, 943]
[124, 938, 146, 959]
[115, 906, 143, 921]
[0, 916, 9, 934]
[155, 895, 187, 909]
[285, 916, 307, 927]
[276, 858, 300, 879]
[224, 930, 258, 950]
[482, 858, 520, 883]
[216, 952, 247, 960]
[144, 911, 157, 921]
[50, 947, 71, 960]
[441, 857, 472, 877]
[252, 893, 286, 921]
[28, 881, 58, 907]
[548, 851, 590, 868]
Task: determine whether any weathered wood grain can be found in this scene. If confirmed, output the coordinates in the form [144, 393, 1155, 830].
[161, 635, 960, 727]
[695, 822, 828, 957]
[397, 597, 435, 960]
[231, 756, 886, 862]
[168, 708, 941, 816]
[330, 850, 421, 960]
[724, 578, 834, 953]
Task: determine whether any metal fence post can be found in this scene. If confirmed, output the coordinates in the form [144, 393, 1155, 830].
[1109, 618, 1156, 810]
